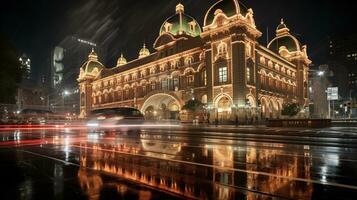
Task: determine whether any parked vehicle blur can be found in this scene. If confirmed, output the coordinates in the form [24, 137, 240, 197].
[17, 109, 66, 124]
[87, 107, 145, 128]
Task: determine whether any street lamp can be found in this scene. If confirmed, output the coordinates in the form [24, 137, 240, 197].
[63, 90, 70, 96]
[317, 71, 325, 77]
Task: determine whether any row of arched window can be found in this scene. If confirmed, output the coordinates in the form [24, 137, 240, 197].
[259, 57, 296, 78]
[260, 73, 297, 96]
[91, 70, 207, 105]
[93, 56, 199, 91]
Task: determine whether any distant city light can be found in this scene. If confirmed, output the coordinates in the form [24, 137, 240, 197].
[63, 90, 70, 96]
[317, 71, 325, 76]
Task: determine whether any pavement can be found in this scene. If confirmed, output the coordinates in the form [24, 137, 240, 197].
[1, 125, 357, 199]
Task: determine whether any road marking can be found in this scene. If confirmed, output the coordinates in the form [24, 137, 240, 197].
[19, 150, 79, 167]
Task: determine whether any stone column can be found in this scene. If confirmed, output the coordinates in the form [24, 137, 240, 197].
[232, 40, 247, 118]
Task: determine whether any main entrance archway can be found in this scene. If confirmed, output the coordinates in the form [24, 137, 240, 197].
[214, 94, 233, 121]
[141, 93, 181, 120]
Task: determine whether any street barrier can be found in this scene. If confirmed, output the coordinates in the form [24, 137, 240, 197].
[267, 119, 331, 128]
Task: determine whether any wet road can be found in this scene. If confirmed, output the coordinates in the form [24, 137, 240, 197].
[1, 125, 357, 200]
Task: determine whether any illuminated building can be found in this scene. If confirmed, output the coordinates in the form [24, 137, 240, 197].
[78, 0, 311, 120]
[19, 53, 31, 79]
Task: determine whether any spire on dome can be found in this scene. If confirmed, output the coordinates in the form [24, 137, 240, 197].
[176, 3, 184, 14]
[276, 18, 290, 37]
[88, 48, 98, 61]
[117, 53, 127, 66]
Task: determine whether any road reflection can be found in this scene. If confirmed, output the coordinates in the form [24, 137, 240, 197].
[76, 131, 314, 199]
[2, 127, 355, 199]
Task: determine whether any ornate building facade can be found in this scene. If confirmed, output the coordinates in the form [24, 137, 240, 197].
[78, 0, 311, 121]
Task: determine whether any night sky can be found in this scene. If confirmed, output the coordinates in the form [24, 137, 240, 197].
[1, 0, 356, 80]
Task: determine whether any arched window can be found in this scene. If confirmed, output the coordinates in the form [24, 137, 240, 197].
[161, 79, 168, 90]
[92, 97, 96, 105]
[118, 90, 122, 101]
[217, 41, 227, 55]
[173, 77, 179, 90]
[124, 89, 129, 100]
[185, 57, 193, 66]
[187, 75, 194, 87]
[202, 69, 207, 86]
[151, 82, 156, 90]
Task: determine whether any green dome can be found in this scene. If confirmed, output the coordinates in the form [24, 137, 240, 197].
[204, 0, 247, 26]
[268, 19, 301, 54]
[80, 49, 104, 73]
[160, 4, 201, 37]
[268, 35, 300, 53]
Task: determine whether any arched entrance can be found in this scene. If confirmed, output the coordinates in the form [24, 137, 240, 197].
[260, 97, 271, 119]
[141, 93, 181, 120]
[214, 94, 233, 121]
[270, 98, 279, 119]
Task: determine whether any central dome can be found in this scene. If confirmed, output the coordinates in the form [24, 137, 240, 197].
[160, 3, 201, 37]
[268, 19, 301, 54]
[80, 49, 104, 74]
[204, 0, 247, 26]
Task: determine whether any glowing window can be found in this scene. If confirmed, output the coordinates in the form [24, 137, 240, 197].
[219, 66, 228, 83]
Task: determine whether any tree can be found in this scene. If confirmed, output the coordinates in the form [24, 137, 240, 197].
[182, 99, 205, 113]
[0, 33, 23, 104]
[281, 103, 301, 117]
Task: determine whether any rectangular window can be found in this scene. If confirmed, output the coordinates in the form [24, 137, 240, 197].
[187, 75, 194, 86]
[204, 71, 207, 86]
[219, 66, 228, 83]
[173, 78, 179, 89]
[161, 79, 168, 90]
[246, 67, 251, 83]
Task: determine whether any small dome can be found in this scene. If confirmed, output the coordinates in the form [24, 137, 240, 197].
[117, 53, 127, 66]
[268, 36, 300, 53]
[80, 49, 104, 73]
[204, 0, 247, 26]
[138, 43, 150, 59]
[159, 3, 201, 37]
[268, 19, 301, 54]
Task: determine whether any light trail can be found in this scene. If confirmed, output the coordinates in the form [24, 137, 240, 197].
[0, 123, 181, 131]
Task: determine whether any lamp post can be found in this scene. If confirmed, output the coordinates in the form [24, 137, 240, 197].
[62, 90, 71, 114]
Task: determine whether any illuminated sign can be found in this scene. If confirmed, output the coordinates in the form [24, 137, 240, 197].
[77, 39, 97, 47]
[327, 87, 338, 100]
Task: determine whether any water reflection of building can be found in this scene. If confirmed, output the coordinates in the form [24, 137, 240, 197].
[78, 0, 311, 121]
[77, 138, 313, 199]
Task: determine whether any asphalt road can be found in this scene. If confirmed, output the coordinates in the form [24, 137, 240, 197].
[1, 125, 357, 200]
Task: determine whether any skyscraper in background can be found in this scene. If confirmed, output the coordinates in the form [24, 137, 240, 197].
[50, 36, 106, 113]
[328, 33, 357, 100]
[19, 53, 31, 80]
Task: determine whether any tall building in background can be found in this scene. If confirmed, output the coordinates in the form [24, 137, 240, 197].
[308, 64, 332, 118]
[328, 33, 357, 100]
[19, 53, 31, 79]
[51, 36, 105, 113]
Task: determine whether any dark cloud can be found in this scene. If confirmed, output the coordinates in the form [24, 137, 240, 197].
[0, 0, 356, 80]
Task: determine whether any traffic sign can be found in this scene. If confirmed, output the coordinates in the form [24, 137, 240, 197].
[327, 87, 338, 100]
